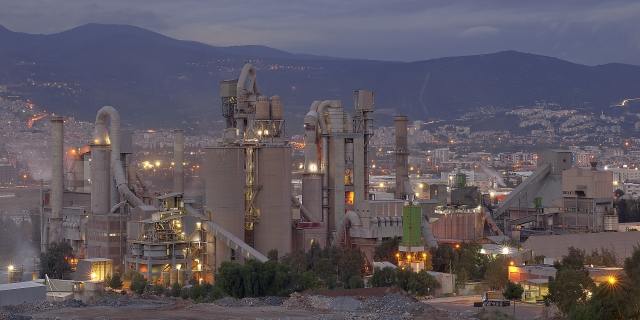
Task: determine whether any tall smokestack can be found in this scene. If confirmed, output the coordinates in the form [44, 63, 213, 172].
[90, 143, 111, 215]
[395, 116, 409, 199]
[174, 130, 184, 193]
[50, 116, 64, 243]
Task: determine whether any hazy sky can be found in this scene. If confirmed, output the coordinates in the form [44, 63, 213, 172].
[1, 0, 639, 65]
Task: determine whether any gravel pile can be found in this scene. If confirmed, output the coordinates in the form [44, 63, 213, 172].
[310, 313, 410, 320]
[329, 296, 362, 312]
[213, 297, 244, 308]
[360, 294, 422, 315]
[262, 296, 285, 306]
[237, 296, 284, 307]
[283, 293, 333, 311]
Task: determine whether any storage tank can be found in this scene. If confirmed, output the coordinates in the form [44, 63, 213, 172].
[177, 269, 186, 286]
[255, 95, 270, 120]
[205, 147, 246, 268]
[270, 96, 283, 120]
[170, 269, 178, 286]
[8, 266, 24, 283]
[254, 146, 292, 257]
[604, 215, 619, 232]
[161, 271, 170, 286]
[302, 174, 323, 222]
[90, 144, 111, 215]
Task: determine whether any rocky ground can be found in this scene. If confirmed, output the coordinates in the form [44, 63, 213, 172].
[1, 291, 472, 320]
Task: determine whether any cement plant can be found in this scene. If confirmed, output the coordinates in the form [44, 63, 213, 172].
[0, 62, 639, 320]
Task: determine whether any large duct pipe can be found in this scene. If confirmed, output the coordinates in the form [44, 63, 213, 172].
[395, 116, 409, 199]
[236, 63, 259, 98]
[173, 130, 184, 193]
[331, 211, 362, 246]
[92, 106, 144, 210]
[94, 106, 121, 207]
[50, 116, 64, 242]
[421, 213, 438, 249]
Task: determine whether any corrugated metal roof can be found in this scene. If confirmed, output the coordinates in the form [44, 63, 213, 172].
[0, 281, 45, 291]
[523, 232, 640, 261]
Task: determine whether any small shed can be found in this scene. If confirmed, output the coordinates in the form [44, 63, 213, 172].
[0, 281, 46, 306]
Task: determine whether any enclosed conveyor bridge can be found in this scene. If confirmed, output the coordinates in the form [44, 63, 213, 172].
[183, 205, 268, 262]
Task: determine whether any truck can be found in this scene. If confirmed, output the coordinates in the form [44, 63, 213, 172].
[482, 291, 510, 307]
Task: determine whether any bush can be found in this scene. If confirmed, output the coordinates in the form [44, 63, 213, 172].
[109, 273, 123, 289]
[170, 282, 182, 297]
[150, 284, 165, 295]
[298, 271, 319, 291]
[180, 287, 190, 300]
[189, 284, 206, 300]
[348, 275, 364, 289]
[130, 273, 148, 294]
[120, 290, 127, 295]
[209, 285, 225, 301]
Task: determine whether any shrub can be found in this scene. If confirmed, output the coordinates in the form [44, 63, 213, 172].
[150, 284, 165, 295]
[170, 282, 182, 297]
[109, 273, 123, 289]
[189, 284, 206, 300]
[348, 276, 364, 289]
[130, 273, 148, 294]
[209, 285, 226, 301]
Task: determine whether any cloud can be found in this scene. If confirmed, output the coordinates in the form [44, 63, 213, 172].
[459, 26, 500, 37]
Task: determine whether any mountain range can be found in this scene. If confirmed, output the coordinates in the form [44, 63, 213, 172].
[1, 23, 639, 132]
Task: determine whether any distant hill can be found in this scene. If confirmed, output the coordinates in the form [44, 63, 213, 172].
[1, 23, 639, 132]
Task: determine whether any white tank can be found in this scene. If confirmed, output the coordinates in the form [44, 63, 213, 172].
[205, 147, 246, 269]
[255, 95, 270, 120]
[270, 96, 283, 120]
[254, 146, 292, 257]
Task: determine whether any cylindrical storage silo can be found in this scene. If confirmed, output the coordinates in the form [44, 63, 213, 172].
[161, 271, 170, 286]
[254, 146, 292, 257]
[205, 147, 246, 269]
[90, 144, 111, 215]
[269, 96, 283, 120]
[255, 95, 270, 120]
[302, 174, 323, 222]
[170, 269, 178, 286]
[177, 269, 186, 286]
[8, 268, 24, 283]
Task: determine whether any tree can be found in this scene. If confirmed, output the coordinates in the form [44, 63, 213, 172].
[130, 272, 148, 294]
[409, 270, 440, 296]
[503, 281, 524, 318]
[456, 267, 469, 293]
[484, 256, 509, 290]
[298, 270, 320, 291]
[373, 237, 400, 264]
[267, 249, 278, 262]
[547, 246, 594, 316]
[39, 242, 75, 279]
[109, 273, 123, 289]
[347, 275, 364, 289]
[370, 267, 396, 287]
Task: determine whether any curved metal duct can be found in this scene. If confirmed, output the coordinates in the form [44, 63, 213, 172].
[93, 106, 144, 209]
[331, 211, 362, 246]
[421, 210, 438, 249]
[291, 194, 318, 223]
[236, 63, 259, 97]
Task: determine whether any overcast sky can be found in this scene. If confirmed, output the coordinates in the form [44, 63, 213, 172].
[1, 0, 639, 65]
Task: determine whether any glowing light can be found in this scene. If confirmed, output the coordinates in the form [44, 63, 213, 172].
[379, 182, 384, 188]
[309, 164, 318, 173]
[176, 264, 182, 270]
[91, 272, 97, 280]
[419, 183, 424, 188]
[264, 130, 269, 135]
[8, 265, 14, 271]
[155, 161, 161, 167]
[509, 261, 515, 266]
[608, 276, 616, 284]
[502, 247, 510, 255]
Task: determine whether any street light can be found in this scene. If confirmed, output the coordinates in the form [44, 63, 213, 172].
[607, 276, 616, 285]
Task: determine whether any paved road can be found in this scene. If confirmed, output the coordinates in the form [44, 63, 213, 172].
[425, 295, 545, 320]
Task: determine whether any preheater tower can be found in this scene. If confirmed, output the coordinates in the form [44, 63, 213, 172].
[207, 63, 292, 269]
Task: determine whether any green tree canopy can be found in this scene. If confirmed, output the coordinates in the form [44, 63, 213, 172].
[39, 241, 75, 279]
